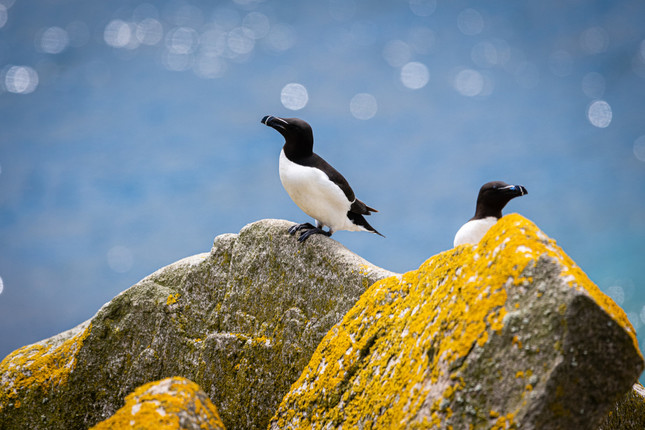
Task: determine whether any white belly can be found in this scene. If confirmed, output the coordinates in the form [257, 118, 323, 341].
[279, 149, 360, 232]
[453, 217, 498, 247]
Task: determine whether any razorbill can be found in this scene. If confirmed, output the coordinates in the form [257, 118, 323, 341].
[453, 181, 527, 247]
[261, 115, 383, 242]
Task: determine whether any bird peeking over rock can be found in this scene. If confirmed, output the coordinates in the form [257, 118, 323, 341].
[453, 181, 527, 247]
[261, 115, 383, 243]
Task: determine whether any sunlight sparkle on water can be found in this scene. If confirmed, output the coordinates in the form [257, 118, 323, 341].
[633, 136, 645, 162]
[4, 66, 39, 94]
[454, 68, 483, 96]
[587, 100, 612, 128]
[37, 26, 69, 54]
[0, 5, 7, 29]
[136, 18, 163, 45]
[281, 83, 308, 110]
[350, 93, 377, 120]
[383, 40, 411, 67]
[457, 8, 484, 36]
[400, 62, 429, 89]
[104, 20, 135, 48]
[409, 0, 436, 17]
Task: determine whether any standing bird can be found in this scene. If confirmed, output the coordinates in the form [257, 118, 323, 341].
[261, 115, 383, 242]
[453, 181, 527, 247]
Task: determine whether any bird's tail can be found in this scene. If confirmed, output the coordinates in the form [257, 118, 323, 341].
[347, 211, 385, 237]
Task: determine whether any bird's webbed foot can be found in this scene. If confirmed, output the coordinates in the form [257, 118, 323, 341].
[288, 222, 316, 235]
[297, 227, 332, 243]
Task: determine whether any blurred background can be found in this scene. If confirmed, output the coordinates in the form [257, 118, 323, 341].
[1, 0, 644, 376]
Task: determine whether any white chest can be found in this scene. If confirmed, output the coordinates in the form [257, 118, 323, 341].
[278, 149, 353, 230]
[453, 217, 498, 247]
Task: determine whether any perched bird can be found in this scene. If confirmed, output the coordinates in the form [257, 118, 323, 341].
[261, 115, 383, 242]
[453, 181, 527, 247]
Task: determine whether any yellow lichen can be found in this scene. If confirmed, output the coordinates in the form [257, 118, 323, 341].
[269, 214, 640, 428]
[166, 293, 180, 306]
[0, 323, 92, 411]
[90, 377, 225, 430]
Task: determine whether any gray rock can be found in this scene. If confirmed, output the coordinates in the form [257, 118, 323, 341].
[0, 219, 395, 430]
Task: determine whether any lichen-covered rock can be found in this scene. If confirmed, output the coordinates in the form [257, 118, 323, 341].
[90, 377, 225, 430]
[0, 219, 395, 430]
[270, 214, 644, 430]
[597, 384, 645, 430]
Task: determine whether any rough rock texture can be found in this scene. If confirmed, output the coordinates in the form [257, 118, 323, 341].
[0, 219, 395, 430]
[598, 384, 645, 430]
[270, 214, 644, 430]
[90, 377, 225, 430]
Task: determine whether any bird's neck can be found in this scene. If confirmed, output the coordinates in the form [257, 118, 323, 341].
[473, 202, 503, 220]
[283, 139, 313, 162]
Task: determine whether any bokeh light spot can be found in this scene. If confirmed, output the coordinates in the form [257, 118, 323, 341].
[633, 135, 645, 162]
[587, 100, 612, 128]
[162, 51, 194, 71]
[581, 72, 605, 99]
[400, 61, 429, 89]
[457, 8, 484, 36]
[350, 93, 378, 120]
[383, 40, 411, 67]
[454, 68, 483, 96]
[104, 19, 134, 48]
[0, 5, 7, 29]
[4, 66, 39, 94]
[166, 27, 198, 54]
[580, 26, 609, 55]
[281, 83, 308, 110]
[136, 18, 163, 45]
[243, 12, 270, 39]
[0, 275, 3, 295]
[607, 285, 625, 305]
[409, 0, 436, 17]
[107, 246, 133, 274]
[227, 27, 255, 55]
[38, 26, 69, 54]
[471, 41, 498, 68]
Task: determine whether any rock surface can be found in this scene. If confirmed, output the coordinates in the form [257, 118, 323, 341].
[0, 219, 395, 430]
[90, 377, 225, 430]
[597, 384, 645, 430]
[270, 214, 644, 430]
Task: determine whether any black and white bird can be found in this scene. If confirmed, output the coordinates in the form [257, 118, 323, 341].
[453, 181, 527, 247]
[261, 115, 383, 242]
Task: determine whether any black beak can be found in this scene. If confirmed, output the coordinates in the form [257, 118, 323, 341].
[500, 184, 528, 196]
[261, 115, 288, 131]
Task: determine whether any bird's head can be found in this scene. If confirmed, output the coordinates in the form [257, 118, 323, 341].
[474, 181, 528, 219]
[261, 115, 314, 156]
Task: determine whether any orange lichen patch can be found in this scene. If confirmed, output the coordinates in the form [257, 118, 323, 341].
[270, 214, 640, 428]
[491, 412, 516, 429]
[166, 293, 180, 306]
[0, 323, 91, 411]
[90, 377, 225, 430]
